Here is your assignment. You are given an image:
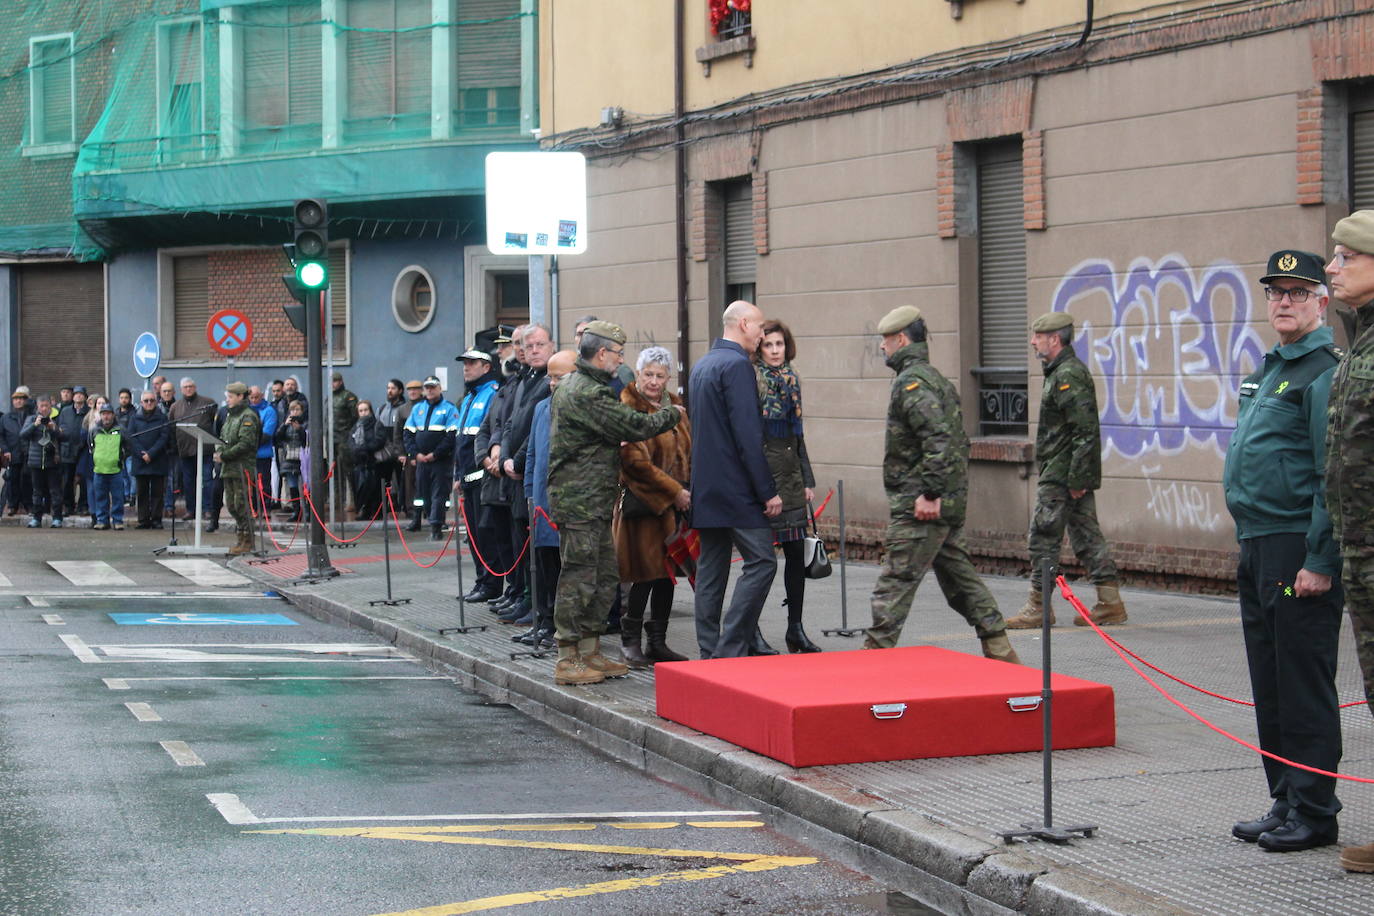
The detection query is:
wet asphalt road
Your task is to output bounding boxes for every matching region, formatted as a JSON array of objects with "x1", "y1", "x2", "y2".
[{"x1": 0, "y1": 531, "x2": 933, "y2": 916}]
